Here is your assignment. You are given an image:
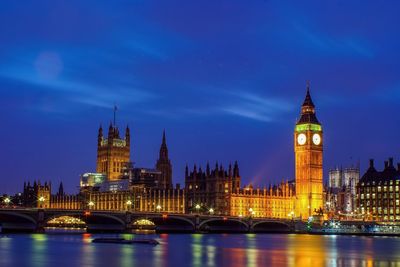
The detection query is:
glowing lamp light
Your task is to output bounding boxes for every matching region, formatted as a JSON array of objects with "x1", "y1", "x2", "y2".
[
  {"x1": 126, "y1": 200, "x2": 132, "y2": 206},
  {"x1": 249, "y1": 208, "x2": 253, "y2": 213},
  {"x1": 3, "y1": 197, "x2": 11, "y2": 204},
  {"x1": 156, "y1": 205, "x2": 162, "y2": 212},
  {"x1": 209, "y1": 208, "x2": 214, "y2": 214},
  {"x1": 195, "y1": 204, "x2": 201, "y2": 210},
  {"x1": 88, "y1": 201, "x2": 95, "y2": 207},
  {"x1": 39, "y1": 196, "x2": 45, "y2": 202}
]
